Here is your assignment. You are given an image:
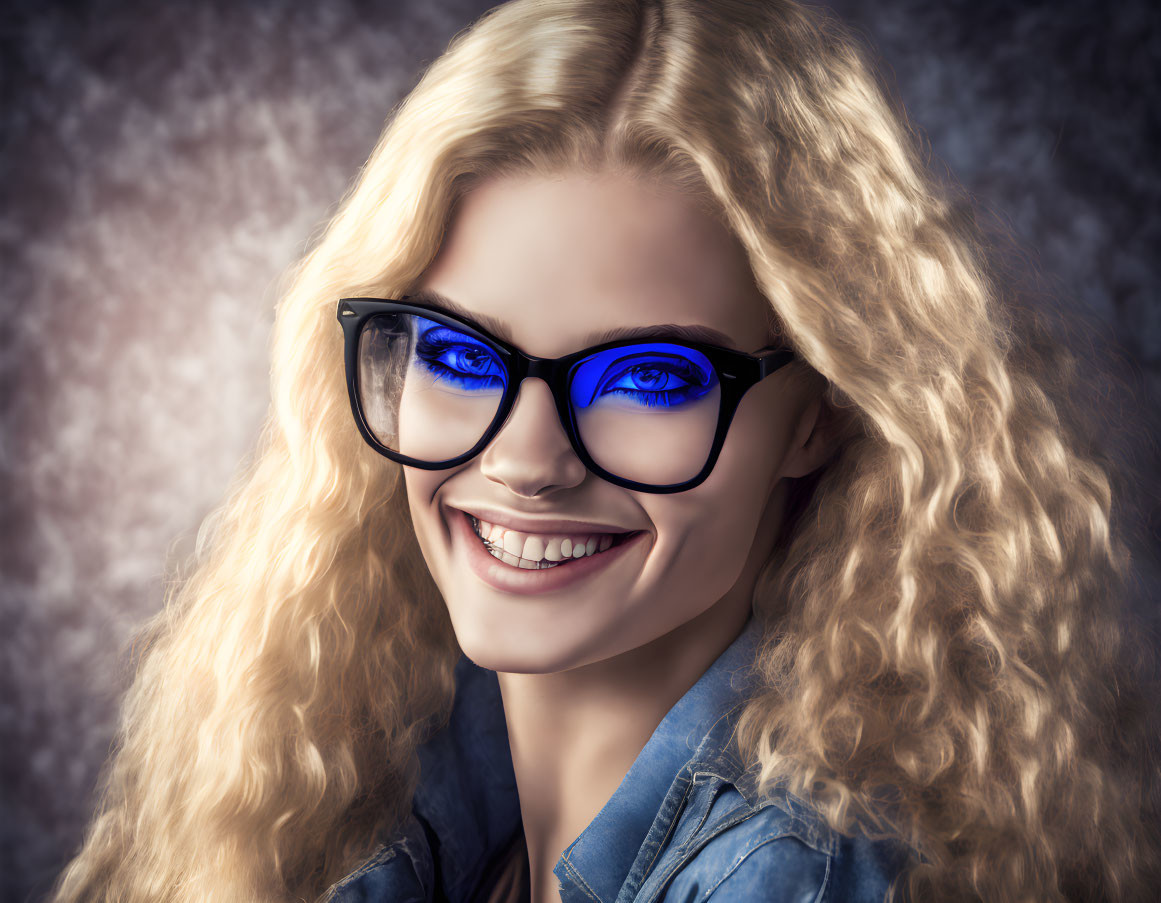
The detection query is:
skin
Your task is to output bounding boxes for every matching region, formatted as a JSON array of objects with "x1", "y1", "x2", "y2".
[{"x1": 403, "y1": 168, "x2": 836, "y2": 903}]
